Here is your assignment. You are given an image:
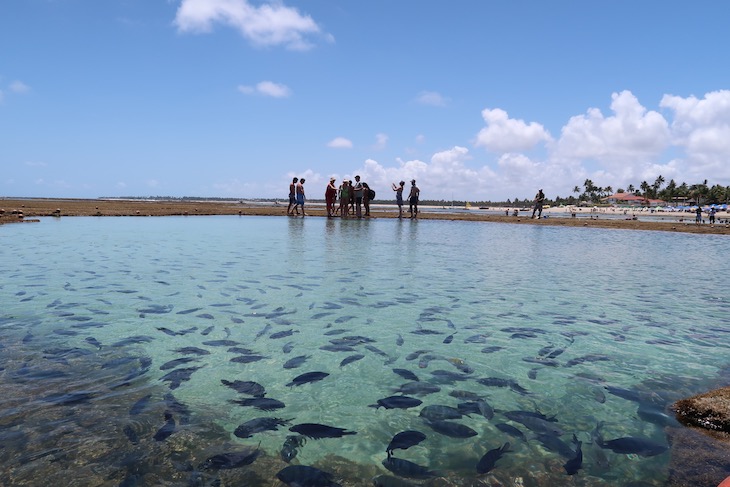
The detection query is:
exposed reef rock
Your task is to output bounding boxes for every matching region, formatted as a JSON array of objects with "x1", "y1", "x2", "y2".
[{"x1": 673, "y1": 386, "x2": 730, "y2": 440}]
